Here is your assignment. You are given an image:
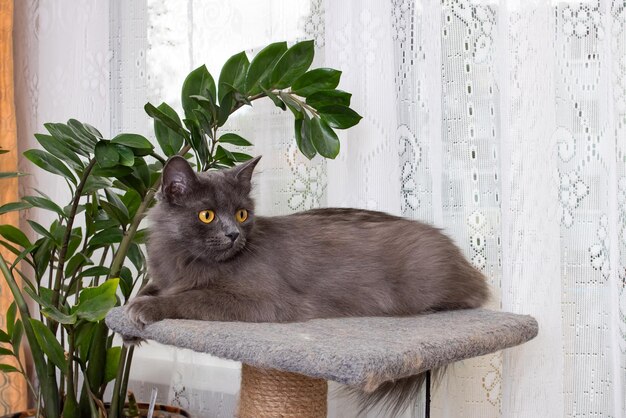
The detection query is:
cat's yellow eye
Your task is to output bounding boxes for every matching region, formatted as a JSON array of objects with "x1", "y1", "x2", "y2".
[
  {"x1": 236, "y1": 209, "x2": 248, "y2": 223},
  {"x1": 198, "y1": 210, "x2": 215, "y2": 224}
]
